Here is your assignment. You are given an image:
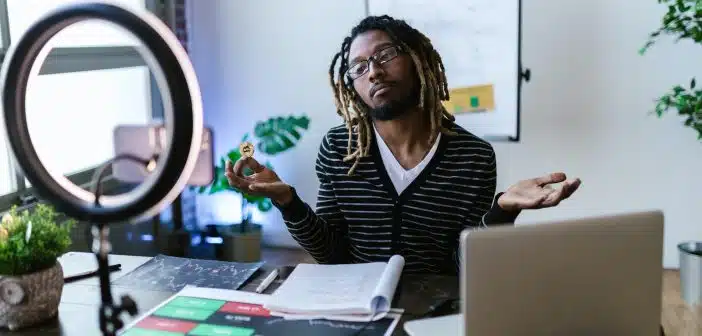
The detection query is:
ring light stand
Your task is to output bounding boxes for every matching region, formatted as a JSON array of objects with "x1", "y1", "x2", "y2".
[{"x1": 0, "y1": 3, "x2": 204, "y2": 335}]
